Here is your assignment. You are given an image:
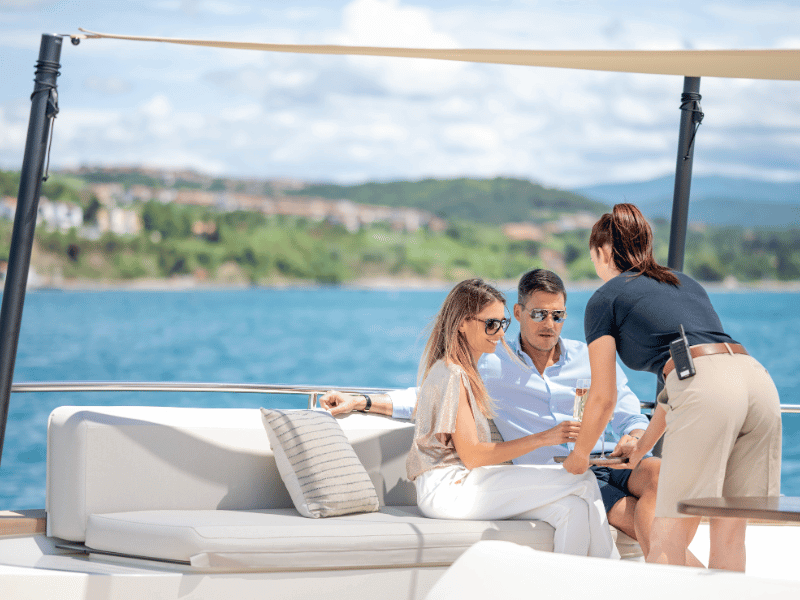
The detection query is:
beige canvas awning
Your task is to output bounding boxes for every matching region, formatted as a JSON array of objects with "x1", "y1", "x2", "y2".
[{"x1": 77, "y1": 29, "x2": 800, "y2": 81}]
